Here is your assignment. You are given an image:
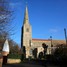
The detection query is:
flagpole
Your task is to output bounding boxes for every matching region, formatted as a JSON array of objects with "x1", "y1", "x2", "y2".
[{"x1": 64, "y1": 28, "x2": 67, "y2": 45}]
